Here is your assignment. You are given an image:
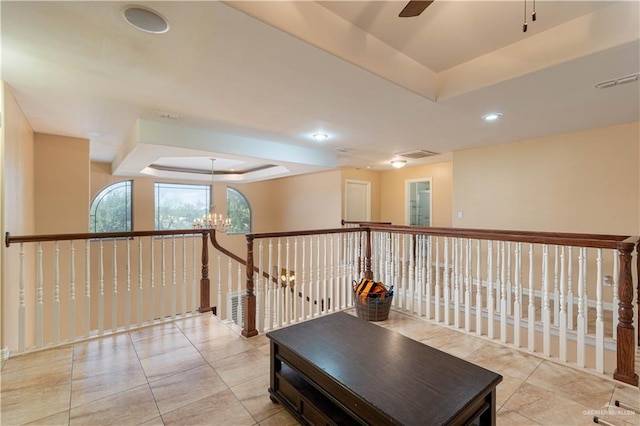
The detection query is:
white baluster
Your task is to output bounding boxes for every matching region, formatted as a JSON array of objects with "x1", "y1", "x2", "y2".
[
  {"x1": 513, "y1": 242, "x2": 522, "y2": 347},
  {"x1": 465, "y1": 239, "x2": 471, "y2": 332},
  {"x1": 84, "y1": 240, "x2": 91, "y2": 338},
  {"x1": 527, "y1": 244, "x2": 535, "y2": 352},
  {"x1": 417, "y1": 235, "x2": 423, "y2": 318},
  {"x1": 149, "y1": 237, "x2": 155, "y2": 323},
  {"x1": 507, "y1": 241, "x2": 512, "y2": 315},
  {"x1": 435, "y1": 237, "x2": 441, "y2": 322},
  {"x1": 567, "y1": 247, "x2": 574, "y2": 330},
  {"x1": 577, "y1": 247, "x2": 586, "y2": 367},
  {"x1": 308, "y1": 237, "x2": 314, "y2": 320},
  {"x1": 138, "y1": 238, "x2": 143, "y2": 325},
  {"x1": 559, "y1": 246, "x2": 567, "y2": 361},
  {"x1": 237, "y1": 263, "x2": 243, "y2": 327},
  {"x1": 475, "y1": 240, "x2": 482, "y2": 335},
  {"x1": 426, "y1": 236, "x2": 432, "y2": 320},
  {"x1": 267, "y1": 239, "x2": 274, "y2": 329},
  {"x1": 227, "y1": 257, "x2": 233, "y2": 323},
  {"x1": 316, "y1": 236, "x2": 321, "y2": 317},
  {"x1": 542, "y1": 244, "x2": 550, "y2": 356},
  {"x1": 582, "y1": 250, "x2": 589, "y2": 336},
  {"x1": 160, "y1": 236, "x2": 167, "y2": 322},
  {"x1": 284, "y1": 238, "x2": 290, "y2": 324},
  {"x1": 486, "y1": 241, "x2": 494, "y2": 339},
  {"x1": 500, "y1": 241, "x2": 507, "y2": 343},
  {"x1": 328, "y1": 236, "x2": 334, "y2": 314},
  {"x1": 409, "y1": 235, "x2": 415, "y2": 314},
  {"x1": 453, "y1": 238, "x2": 460, "y2": 328},
  {"x1": 322, "y1": 236, "x2": 328, "y2": 315},
  {"x1": 19, "y1": 243, "x2": 26, "y2": 352},
  {"x1": 125, "y1": 238, "x2": 131, "y2": 328},
  {"x1": 54, "y1": 241, "x2": 60, "y2": 344},
  {"x1": 399, "y1": 235, "x2": 405, "y2": 311},
  {"x1": 553, "y1": 245, "x2": 559, "y2": 327},
  {"x1": 194, "y1": 236, "x2": 199, "y2": 313},
  {"x1": 36, "y1": 242, "x2": 44, "y2": 347},
  {"x1": 181, "y1": 235, "x2": 187, "y2": 317},
  {"x1": 495, "y1": 241, "x2": 501, "y2": 315},
  {"x1": 444, "y1": 237, "x2": 450, "y2": 325},
  {"x1": 612, "y1": 251, "x2": 619, "y2": 338},
  {"x1": 99, "y1": 240, "x2": 104, "y2": 334},
  {"x1": 595, "y1": 248, "x2": 604, "y2": 373},
  {"x1": 257, "y1": 241, "x2": 264, "y2": 332},
  {"x1": 301, "y1": 237, "x2": 307, "y2": 320},
  {"x1": 170, "y1": 235, "x2": 176, "y2": 320},
  {"x1": 69, "y1": 241, "x2": 76, "y2": 342},
  {"x1": 112, "y1": 238, "x2": 118, "y2": 332},
  {"x1": 216, "y1": 252, "x2": 221, "y2": 317}
]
